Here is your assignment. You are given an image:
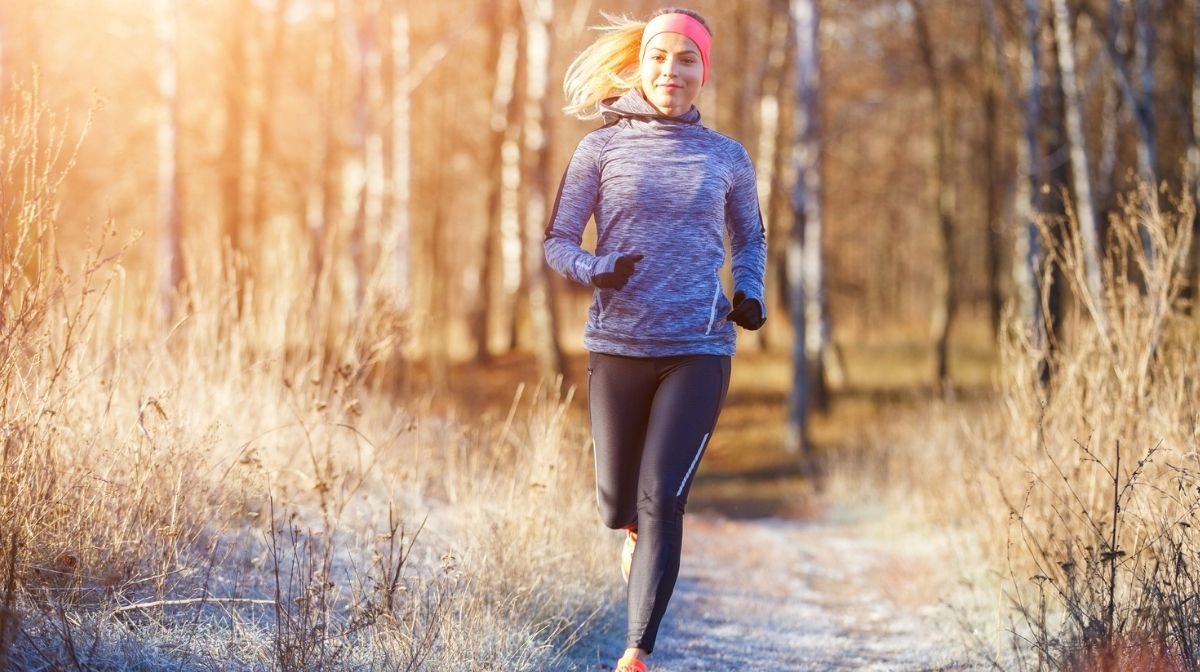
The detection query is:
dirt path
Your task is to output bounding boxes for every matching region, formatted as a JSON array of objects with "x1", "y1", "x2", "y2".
[{"x1": 562, "y1": 510, "x2": 984, "y2": 671}]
